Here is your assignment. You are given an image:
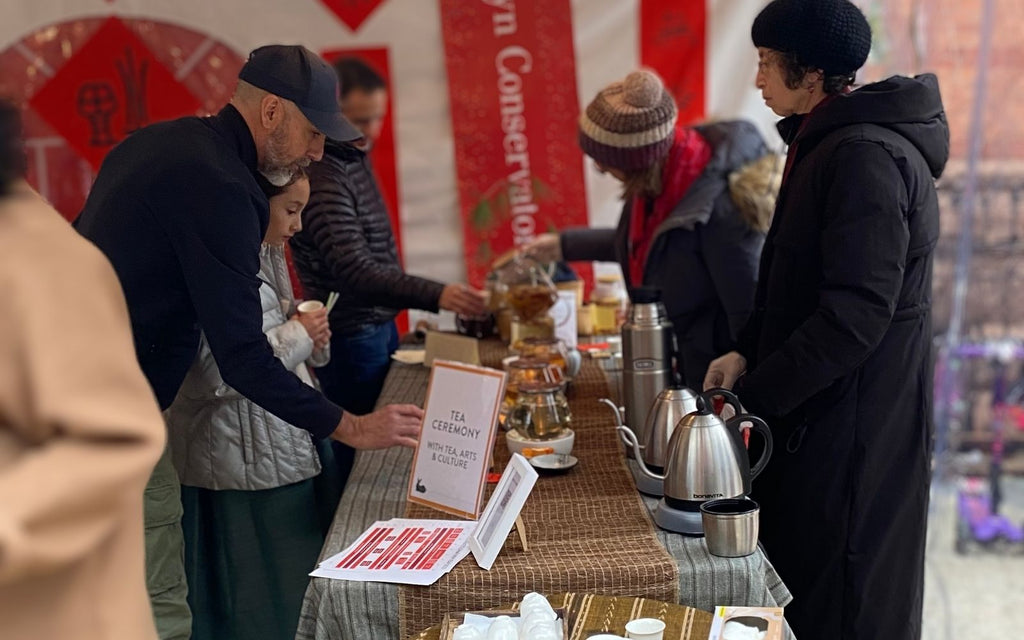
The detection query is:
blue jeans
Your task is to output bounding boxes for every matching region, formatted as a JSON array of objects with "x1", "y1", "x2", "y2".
[{"x1": 314, "y1": 321, "x2": 399, "y2": 489}]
